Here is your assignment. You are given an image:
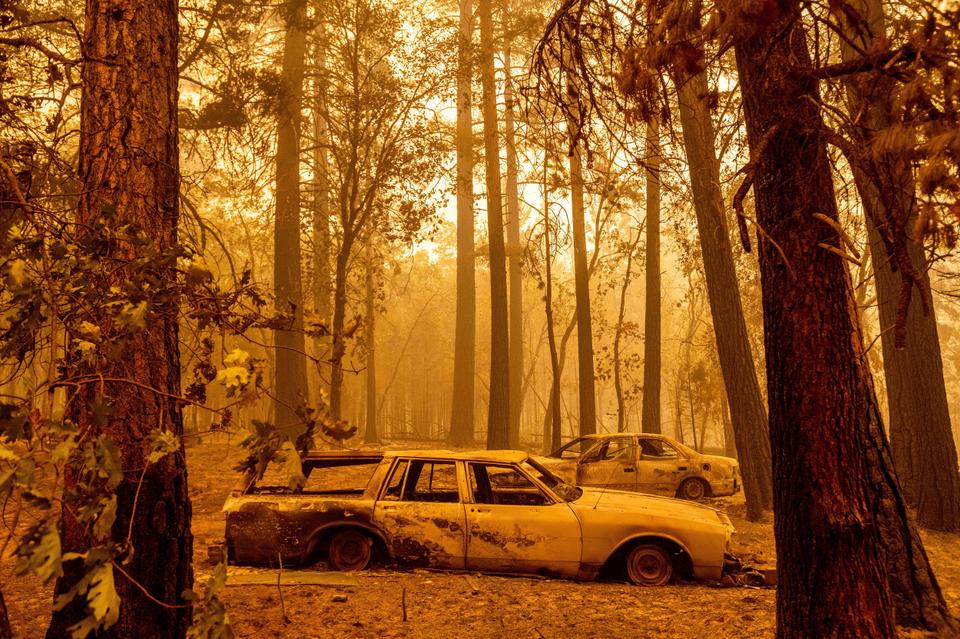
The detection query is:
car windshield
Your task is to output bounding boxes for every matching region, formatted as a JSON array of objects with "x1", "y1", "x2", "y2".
[
  {"x1": 549, "y1": 436, "x2": 591, "y2": 459},
  {"x1": 523, "y1": 458, "x2": 583, "y2": 502}
]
